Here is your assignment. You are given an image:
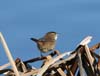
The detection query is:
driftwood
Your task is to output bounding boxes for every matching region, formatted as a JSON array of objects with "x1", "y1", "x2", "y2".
[{"x1": 0, "y1": 35, "x2": 100, "y2": 76}]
